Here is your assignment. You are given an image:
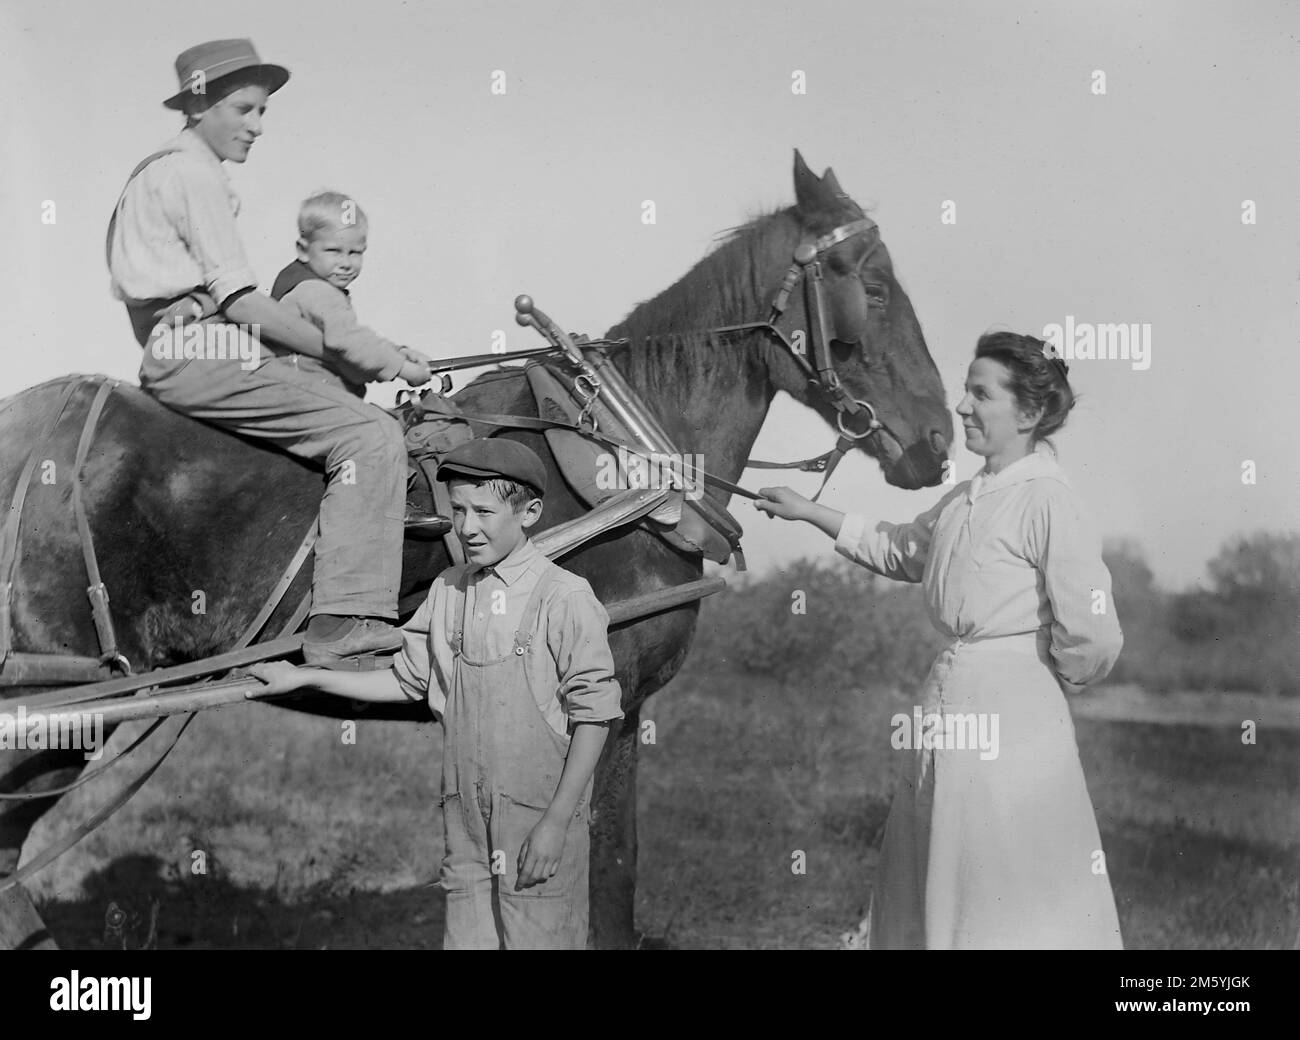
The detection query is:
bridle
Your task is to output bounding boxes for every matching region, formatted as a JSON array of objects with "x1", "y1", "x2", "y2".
[
  {"x1": 427, "y1": 215, "x2": 900, "y2": 504},
  {"x1": 714, "y1": 216, "x2": 883, "y2": 433},
  {"x1": 704, "y1": 215, "x2": 900, "y2": 499}
]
